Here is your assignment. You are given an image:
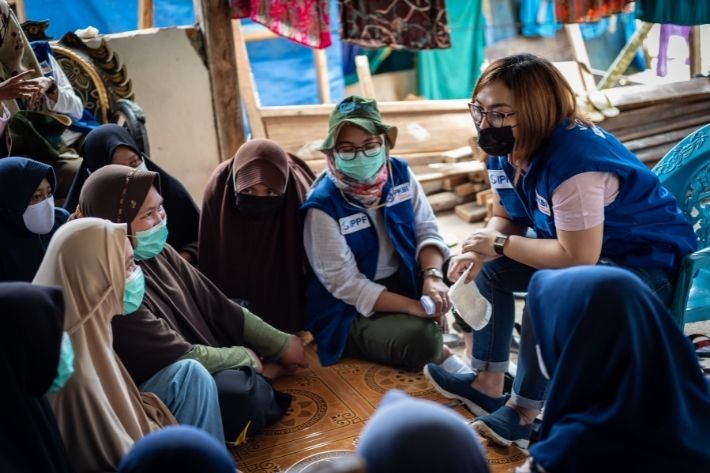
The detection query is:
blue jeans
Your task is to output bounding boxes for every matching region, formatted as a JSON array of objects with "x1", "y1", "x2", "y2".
[
  {"x1": 472, "y1": 256, "x2": 675, "y2": 410},
  {"x1": 140, "y1": 359, "x2": 225, "y2": 443}
]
